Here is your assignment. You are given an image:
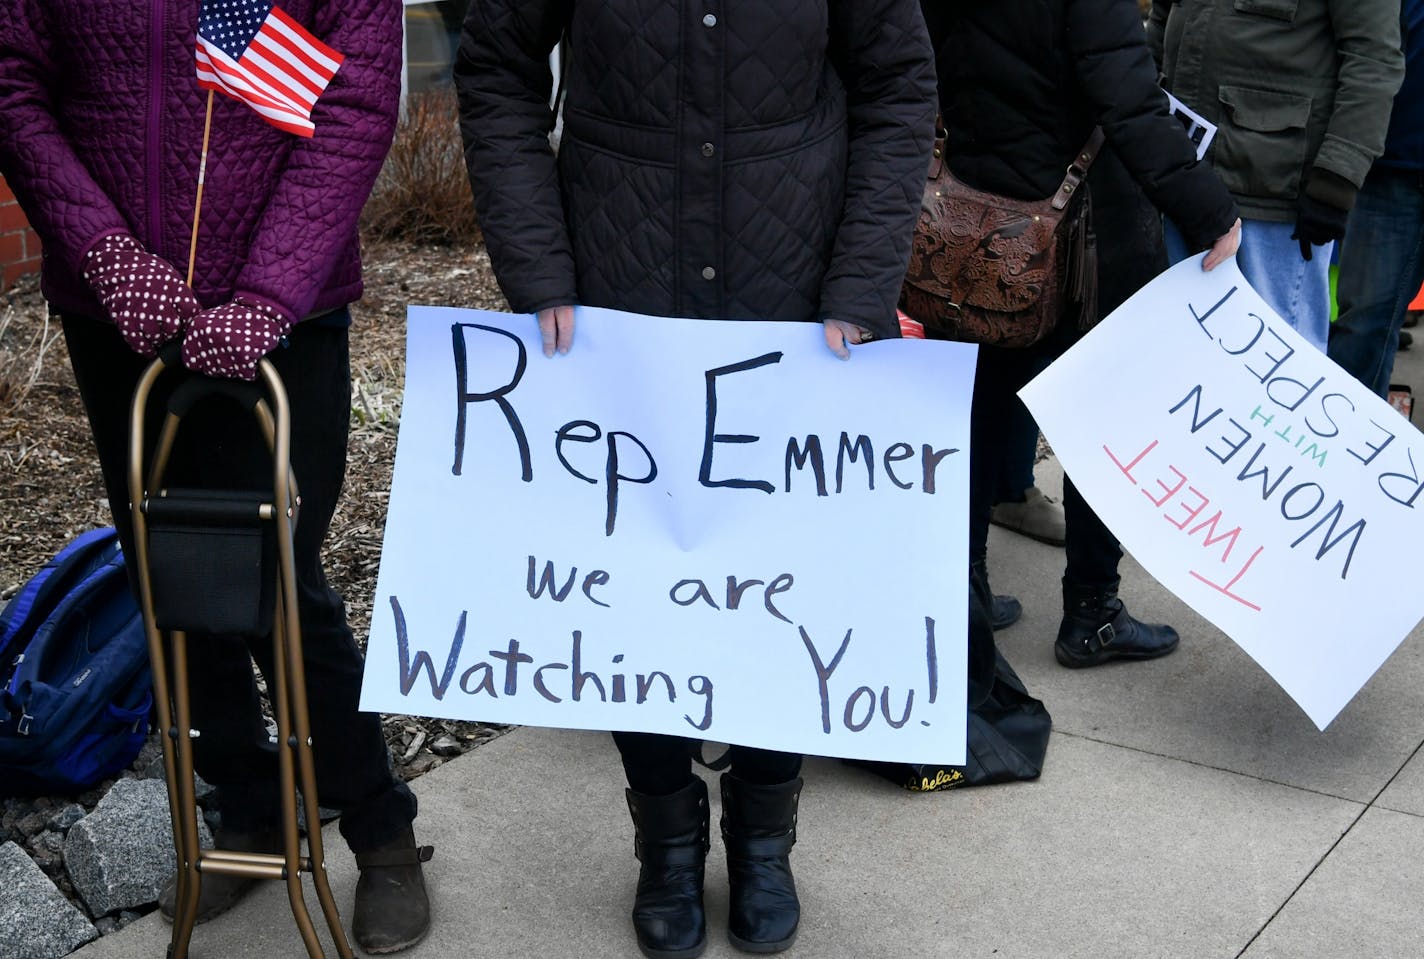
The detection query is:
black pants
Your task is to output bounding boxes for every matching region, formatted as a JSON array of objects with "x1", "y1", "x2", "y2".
[
  {"x1": 969, "y1": 327, "x2": 1122, "y2": 592},
  {"x1": 969, "y1": 145, "x2": 1173, "y2": 595},
  {"x1": 62, "y1": 314, "x2": 415, "y2": 853},
  {"x1": 612, "y1": 732, "x2": 802, "y2": 796}
]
